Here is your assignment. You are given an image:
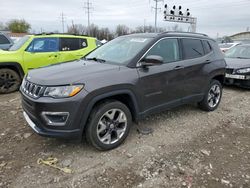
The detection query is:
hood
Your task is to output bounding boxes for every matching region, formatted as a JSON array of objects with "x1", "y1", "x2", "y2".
[
  {"x1": 27, "y1": 60, "x2": 120, "y2": 86},
  {"x1": 225, "y1": 57, "x2": 250, "y2": 69}
]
